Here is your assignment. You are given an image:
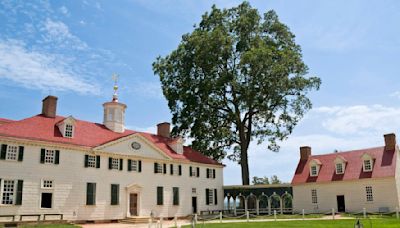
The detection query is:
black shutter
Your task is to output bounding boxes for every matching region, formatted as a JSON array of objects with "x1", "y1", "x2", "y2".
[
  {"x1": 214, "y1": 189, "x2": 218, "y2": 205},
  {"x1": 86, "y1": 183, "x2": 96, "y2": 205},
  {"x1": 40, "y1": 148, "x2": 45, "y2": 163},
  {"x1": 15, "y1": 180, "x2": 23, "y2": 205},
  {"x1": 205, "y1": 189, "x2": 210, "y2": 205},
  {"x1": 173, "y1": 187, "x2": 179, "y2": 205},
  {"x1": 119, "y1": 159, "x2": 123, "y2": 170},
  {"x1": 170, "y1": 164, "x2": 174, "y2": 175},
  {"x1": 111, "y1": 184, "x2": 119, "y2": 205},
  {"x1": 0, "y1": 144, "x2": 7, "y2": 160},
  {"x1": 178, "y1": 165, "x2": 182, "y2": 176},
  {"x1": 55, "y1": 150, "x2": 60, "y2": 164},
  {"x1": 157, "y1": 186, "x2": 163, "y2": 205},
  {"x1": 196, "y1": 167, "x2": 200, "y2": 177},
  {"x1": 206, "y1": 168, "x2": 209, "y2": 178},
  {"x1": 96, "y1": 155, "x2": 100, "y2": 168},
  {"x1": 18, "y1": 146, "x2": 24, "y2": 162},
  {"x1": 109, "y1": 158, "x2": 112, "y2": 169},
  {"x1": 84, "y1": 155, "x2": 89, "y2": 167},
  {"x1": 189, "y1": 166, "x2": 192, "y2": 176},
  {"x1": 213, "y1": 169, "x2": 216, "y2": 179},
  {"x1": 138, "y1": 160, "x2": 142, "y2": 172},
  {"x1": 128, "y1": 159, "x2": 132, "y2": 171},
  {"x1": 154, "y1": 163, "x2": 158, "y2": 173},
  {"x1": 163, "y1": 163, "x2": 167, "y2": 174}
]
